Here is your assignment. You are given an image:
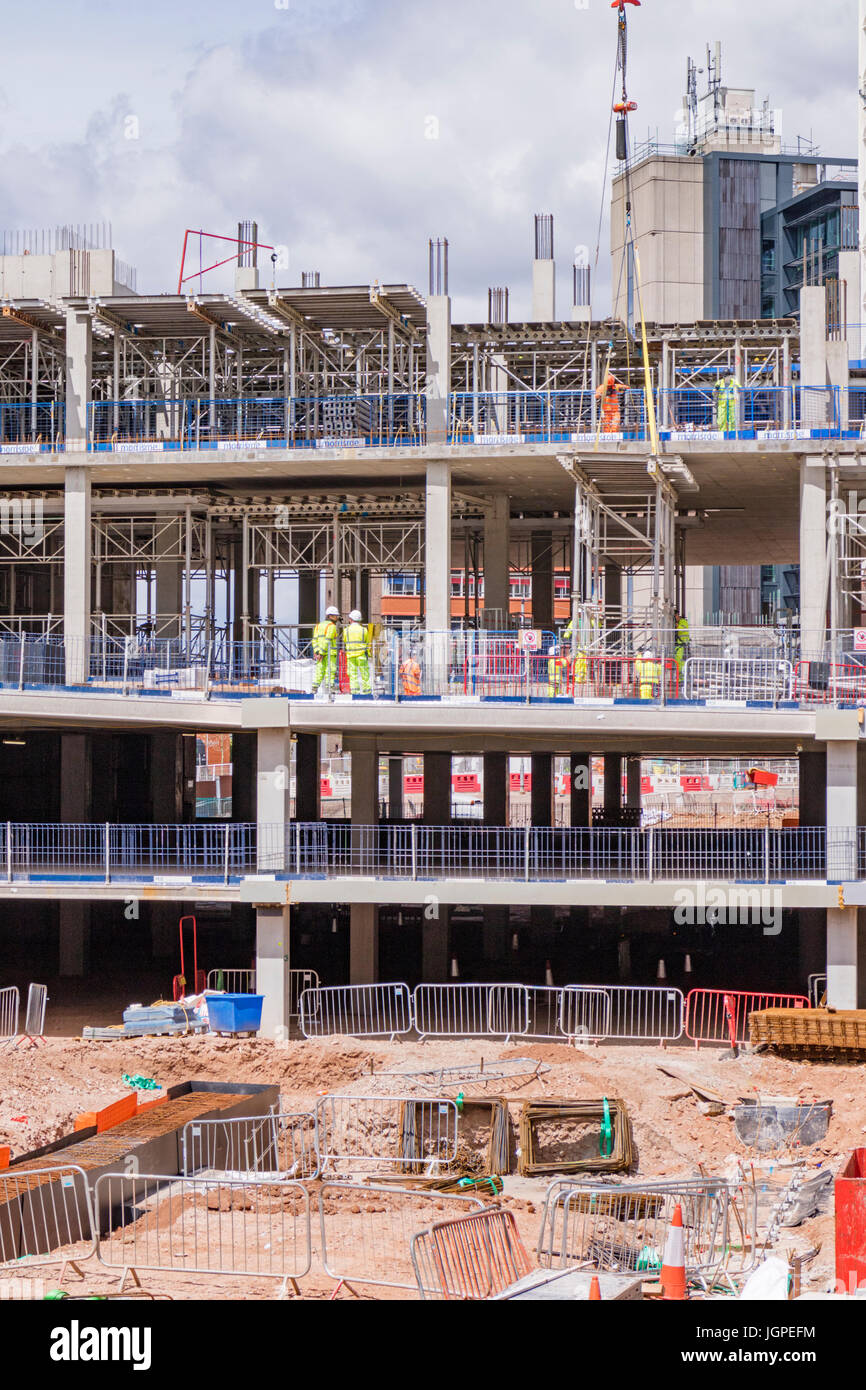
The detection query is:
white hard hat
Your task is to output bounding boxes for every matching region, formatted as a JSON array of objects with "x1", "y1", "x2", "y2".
[
  {"x1": 548, "y1": 646, "x2": 557, "y2": 656},
  {"x1": 643, "y1": 649, "x2": 653, "y2": 658},
  {"x1": 325, "y1": 606, "x2": 339, "y2": 618},
  {"x1": 350, "y1": 610, "x2": 363, "y2": 623}
]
